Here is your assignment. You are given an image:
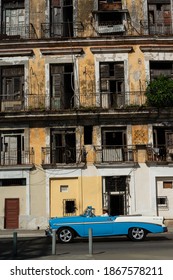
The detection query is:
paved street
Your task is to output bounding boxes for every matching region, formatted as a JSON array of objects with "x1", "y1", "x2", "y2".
[{"x1": 0, "y1": 230, "x2": 173, "y2": 260}]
